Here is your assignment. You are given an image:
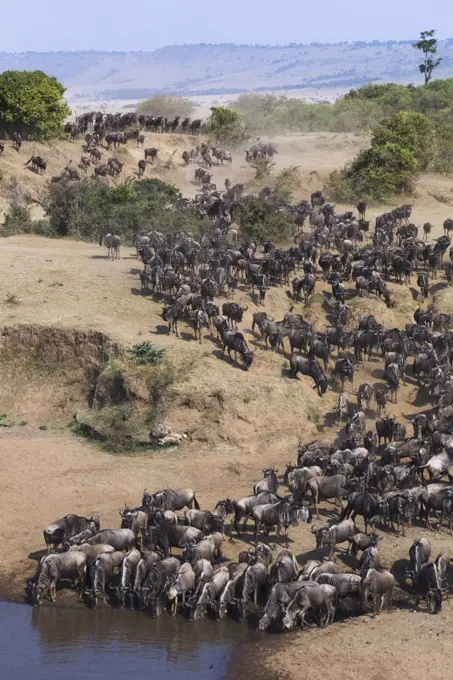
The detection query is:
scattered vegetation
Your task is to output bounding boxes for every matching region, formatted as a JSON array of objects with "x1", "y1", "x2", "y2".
[
  {"x1": 136, "y1": 95, "x2": 194, "y2": 118},
  {"x1": 0, "y1": 70, "x2": 70, "y2": 140}
]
